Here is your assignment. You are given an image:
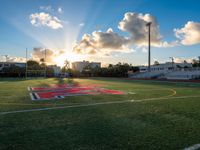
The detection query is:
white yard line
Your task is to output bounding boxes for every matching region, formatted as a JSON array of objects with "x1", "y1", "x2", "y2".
[
  {"x1": 27, "y1": 86, "x2": 31, "y2": 91},
  {"x1": 1, "y1": 95, "x2": 200, "y2": 115},
  {"x1": 29, "y1": 93, "x2": 35, "y2": 100}
]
